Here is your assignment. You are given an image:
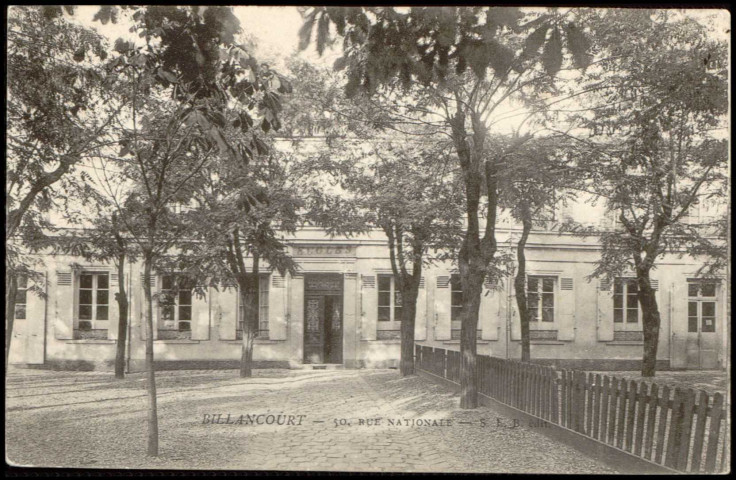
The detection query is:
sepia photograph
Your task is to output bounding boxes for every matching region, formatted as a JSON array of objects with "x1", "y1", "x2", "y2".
[{"x1": 5, "y1": 5, "x2": 730, "y2": 474}]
